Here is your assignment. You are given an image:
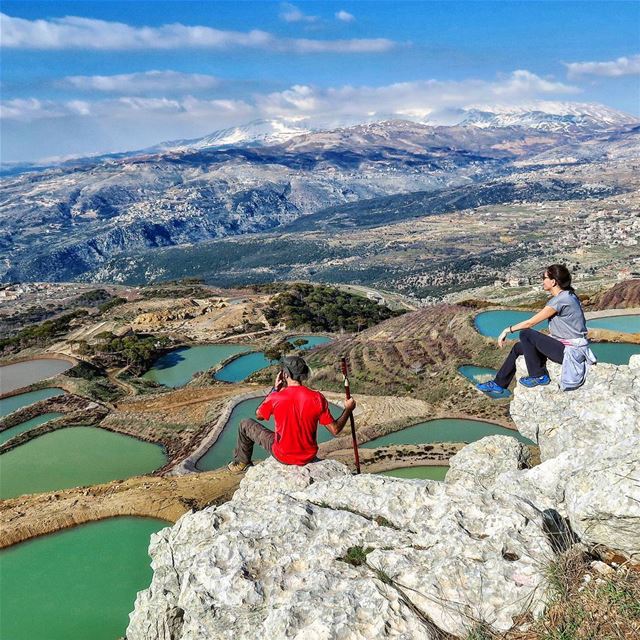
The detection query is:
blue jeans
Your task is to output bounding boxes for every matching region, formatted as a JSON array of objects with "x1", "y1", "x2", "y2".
[{"x1": 495, "y1": 328, "x2": 565, "y2": 388}]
